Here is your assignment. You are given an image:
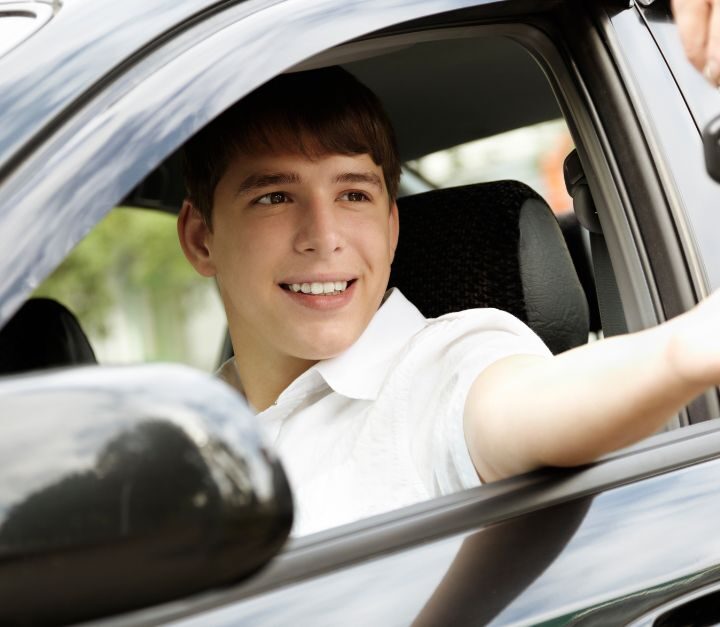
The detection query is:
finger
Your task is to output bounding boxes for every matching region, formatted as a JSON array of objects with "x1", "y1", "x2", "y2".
[
  {"x1": 673, "y1": 0, "x2": 712, "y2": 71},
  {"x1": 705, "y1": 0, "x2": 720, "y2": 84}
]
